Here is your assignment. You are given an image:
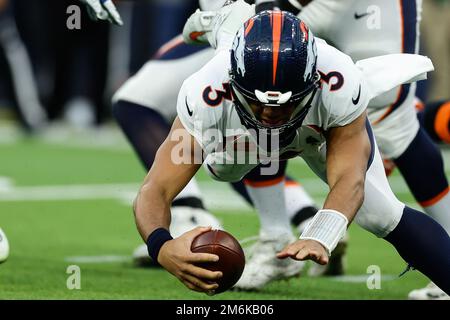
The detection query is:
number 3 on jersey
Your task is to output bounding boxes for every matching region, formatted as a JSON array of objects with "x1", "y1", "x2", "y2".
[
  {"x1": 202, "y1": 83, "x2": 233, "y2": 107},
  {"x1": 318, "y1": 71, "x2": 344, "y2": 91}
]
